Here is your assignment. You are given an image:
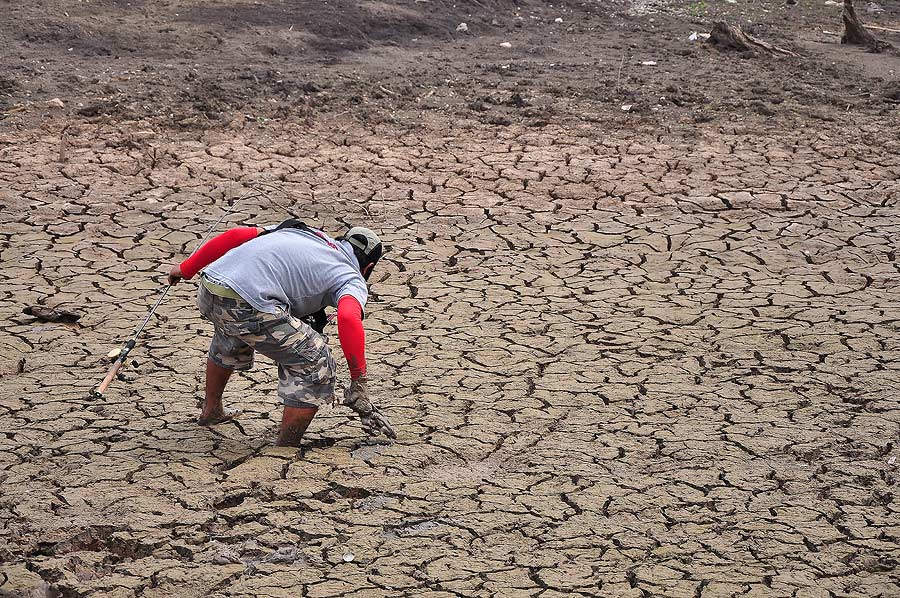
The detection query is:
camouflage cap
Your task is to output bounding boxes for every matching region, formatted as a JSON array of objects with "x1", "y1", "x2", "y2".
[
  {"x1": 345, "y1": 227, "x2": 382, "y2": 257},
  {"x1": 345, "y1": 226, "x2": 383, "y2": 278}
]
